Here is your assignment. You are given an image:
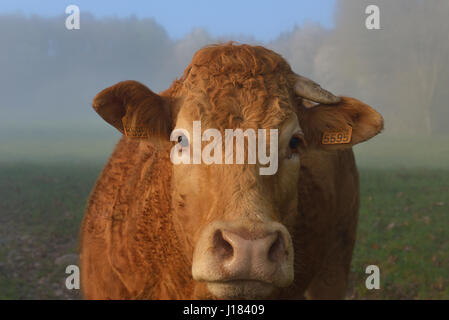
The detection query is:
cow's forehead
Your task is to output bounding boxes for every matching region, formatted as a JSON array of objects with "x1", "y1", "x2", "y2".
[
  {"x1": 179, "y1": 86, "x2": 295, "y2": 131},
  {"x1": 174, "y1": 44, "x2": 298, "y2": 130}
]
